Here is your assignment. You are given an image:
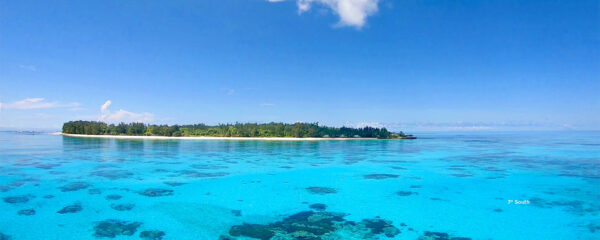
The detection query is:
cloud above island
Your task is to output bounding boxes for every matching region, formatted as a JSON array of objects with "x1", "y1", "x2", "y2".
[
  {"x1": 346, "y1": 121, "x2": 385, "y2": 128},
  {"x1": 0, "y1": 98, "x2": 80, "y2": 110},
  {"x1": 98, "y1": 100, "x2": 153, "y2": 123},
  {"x1": 101, "y1": 100, "x2": 112, "y2": 112},
  {"x1": 268, "y1": 0, "x2": 379, "y2": 28}
]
